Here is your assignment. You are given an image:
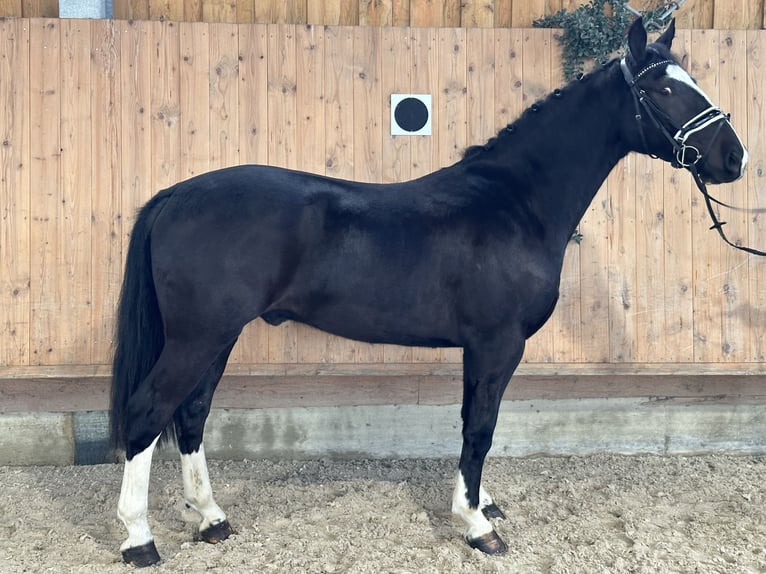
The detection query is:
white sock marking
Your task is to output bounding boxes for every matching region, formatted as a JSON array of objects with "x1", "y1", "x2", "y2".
[
  {"x1": 117, "y1": 435, "x2": 159, "y2": 552},
  {"x1": 180, "y1": 443, "x2": 227, "y2": 532},
  {"x1": 451, "y1": 471, "x2": 494, "y2": 540}
]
